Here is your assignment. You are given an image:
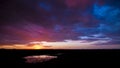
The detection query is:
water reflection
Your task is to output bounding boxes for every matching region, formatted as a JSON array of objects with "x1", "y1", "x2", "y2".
[{"x1": 24, "y1": 55, "x2": 57, "y2": 63}]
